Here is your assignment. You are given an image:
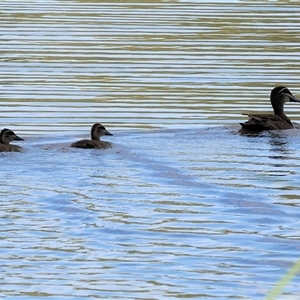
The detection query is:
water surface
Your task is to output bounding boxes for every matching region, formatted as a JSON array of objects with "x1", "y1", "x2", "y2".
[{"x1": 1, "y1": 0, "x2": 300, "y2": 299}]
